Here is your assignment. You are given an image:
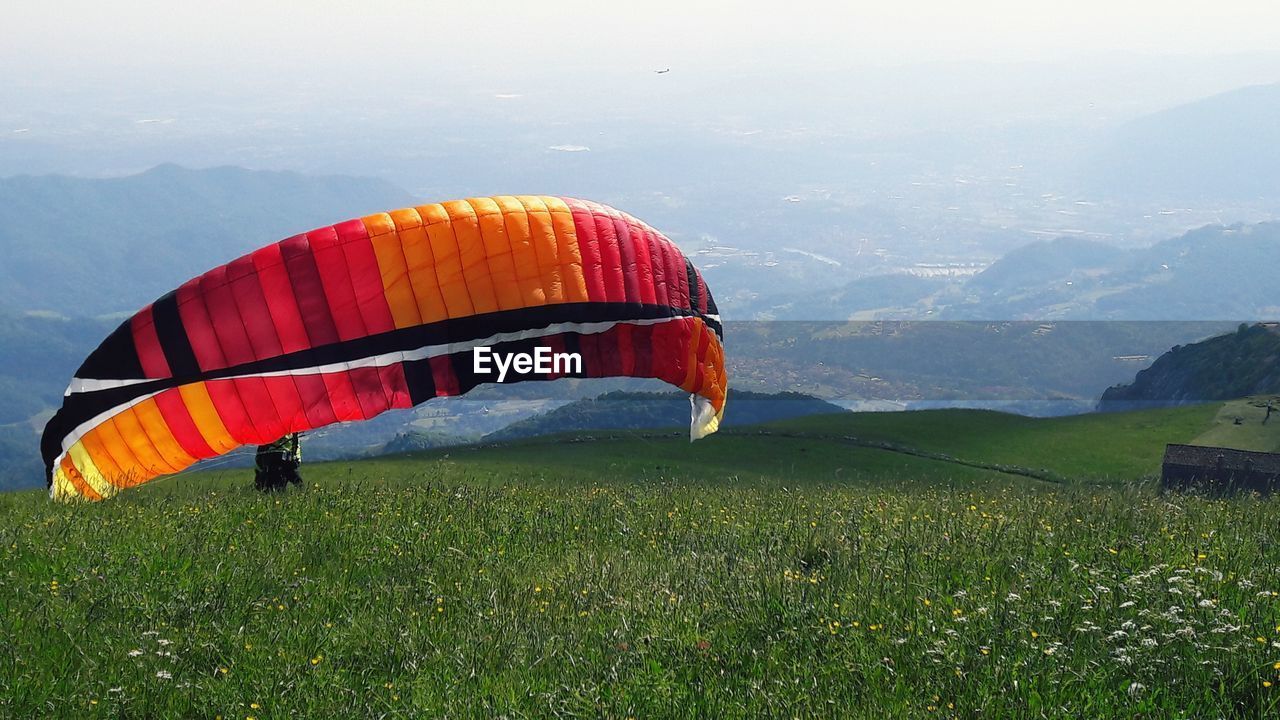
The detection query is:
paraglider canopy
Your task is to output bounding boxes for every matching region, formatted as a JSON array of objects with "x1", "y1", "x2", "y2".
[{"x1": 42, "y1": 196, "x2": 726, "y2": 500}]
